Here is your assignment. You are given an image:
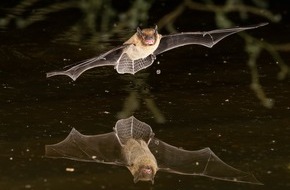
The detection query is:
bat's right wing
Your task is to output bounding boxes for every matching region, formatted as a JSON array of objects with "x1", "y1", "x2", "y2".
[
  {"x1": 46, "y1": 45, "x2": 129, "y2": 81},
  {"x1": 154, "y1": 23, "x2": 268, "y2": 55},
  {"x1": 149, "y1": 138, "x2": 262, "y2": 184},
  {"x1": 45, "y1": 128, "x2": 125, "y2": 166}
]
